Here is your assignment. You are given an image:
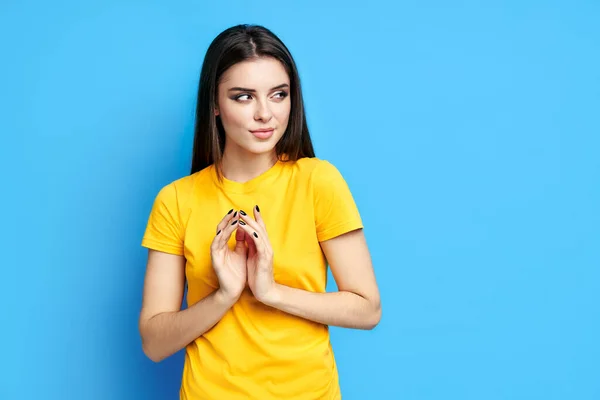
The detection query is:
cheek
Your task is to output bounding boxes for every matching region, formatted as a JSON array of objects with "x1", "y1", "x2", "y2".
[
  {"x1": 274, "y1": 101, "x2": 291, "y2": 123},
  {"x1": 220, "y1": 106, "x2": 250, "y2": 130}
]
